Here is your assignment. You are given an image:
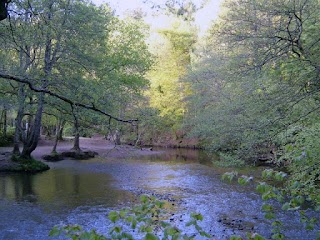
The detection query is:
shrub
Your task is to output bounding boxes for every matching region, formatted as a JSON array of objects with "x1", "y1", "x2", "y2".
[{"x1": 50, "y1": 195, "x2": 211, "y2": 240}]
